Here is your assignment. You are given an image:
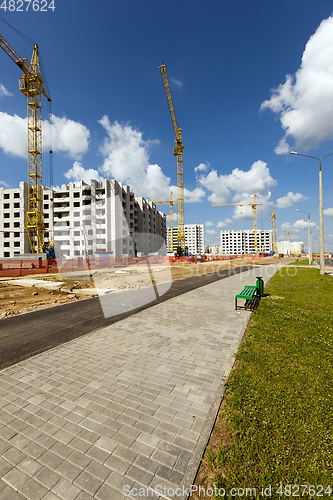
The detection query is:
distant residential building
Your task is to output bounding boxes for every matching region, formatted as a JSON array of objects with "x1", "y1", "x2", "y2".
[
  {"x1": 277, "y1": 240, "x2": 304, "y2": 255},
  {"x1": 0, "y1": 179, "x2": 166, "y2": 258},
  {"x1": 220, "y1": 229, "x2": 273, "y2": 255},
  {"x1": 166, "y1": 224, "x2": 204, "y2": 255}
]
